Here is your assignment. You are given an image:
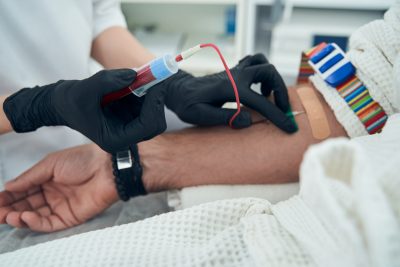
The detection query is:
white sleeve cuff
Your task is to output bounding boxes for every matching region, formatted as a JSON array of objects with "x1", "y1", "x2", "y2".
[
  {"x1": 92, "y1": 0, "x2": 127, "y2": 39},
  {"x1": 309, "y1": 75, "x2": 368, "y2": 138}
]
